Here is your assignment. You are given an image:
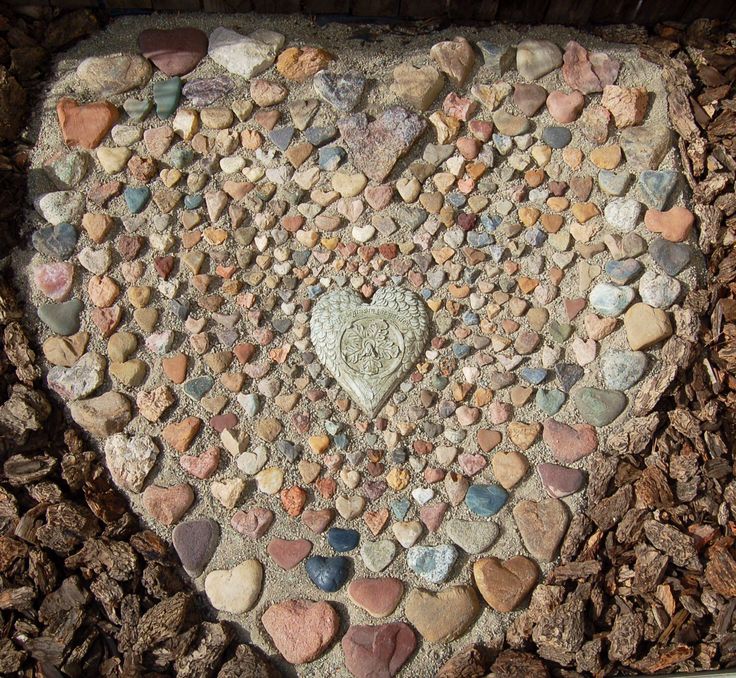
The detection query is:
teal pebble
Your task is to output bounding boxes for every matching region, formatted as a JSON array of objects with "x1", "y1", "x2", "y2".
[
  {"x1": 183, "y1": 375, "x2": 214, "y2": 401},
  {"x1": 124, "y1": 186, "x2": 150, "y2": 214},
  {"x1": 154, "y1": 77, "x2": 182, "y2": 119},
  {"x1": 536, "y1": 388, "x2": 566, "y2": 415},
  {"x1": 184, "y1": 194, "x2": 203, "y2": 209},
  {"x1": 465, "y1": 484, "x2": 508, "y2": 517}
]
